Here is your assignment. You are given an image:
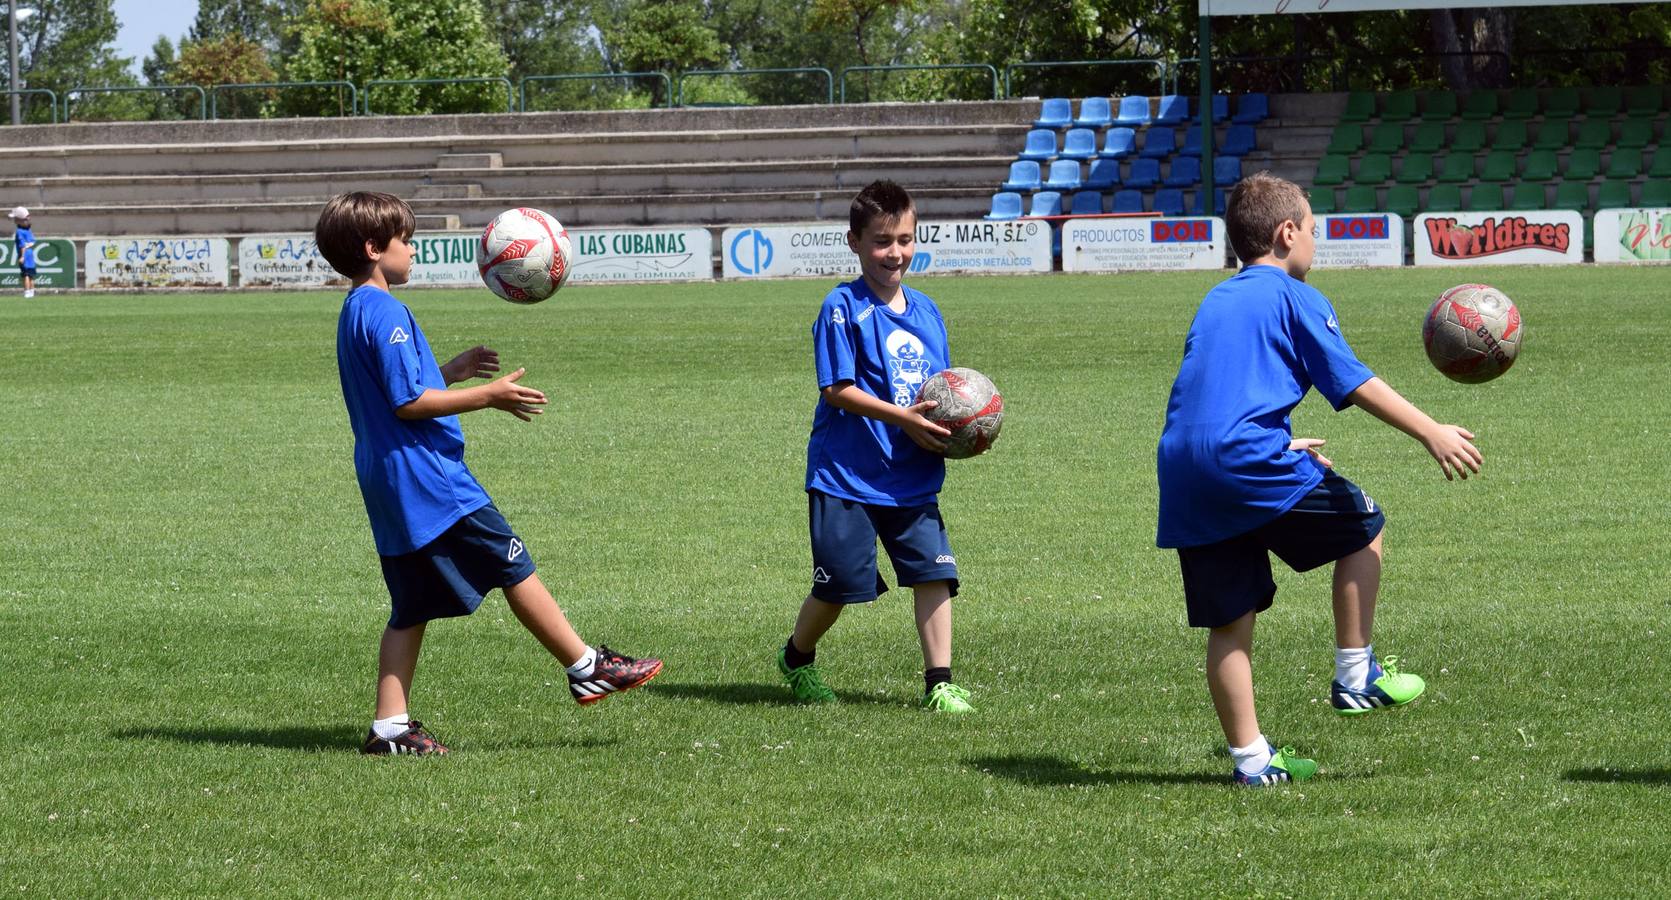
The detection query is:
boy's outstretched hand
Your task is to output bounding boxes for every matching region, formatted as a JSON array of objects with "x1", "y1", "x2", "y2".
[
  {"x1": 441, "y1": 345, "x2": 501, "y2": 384},
  {"x1": 1289, "y1": 437, "x2": 1333, "y2": 468},
  {"x1": 1422, "y1": 424, "x2": 1482, "y2": 481},
  {"x1": 901, "y1": 399, "x2": 952, "y2": 453},
  {"x1": 485, "y1": 368, "x2": 547, "y2": 421}
]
